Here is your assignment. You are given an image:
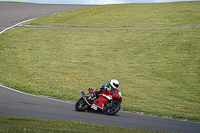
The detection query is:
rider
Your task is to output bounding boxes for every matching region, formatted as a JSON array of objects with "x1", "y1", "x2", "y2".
[{"x1": 89, "y1": 79, "x2": 119, "y2": 100}]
